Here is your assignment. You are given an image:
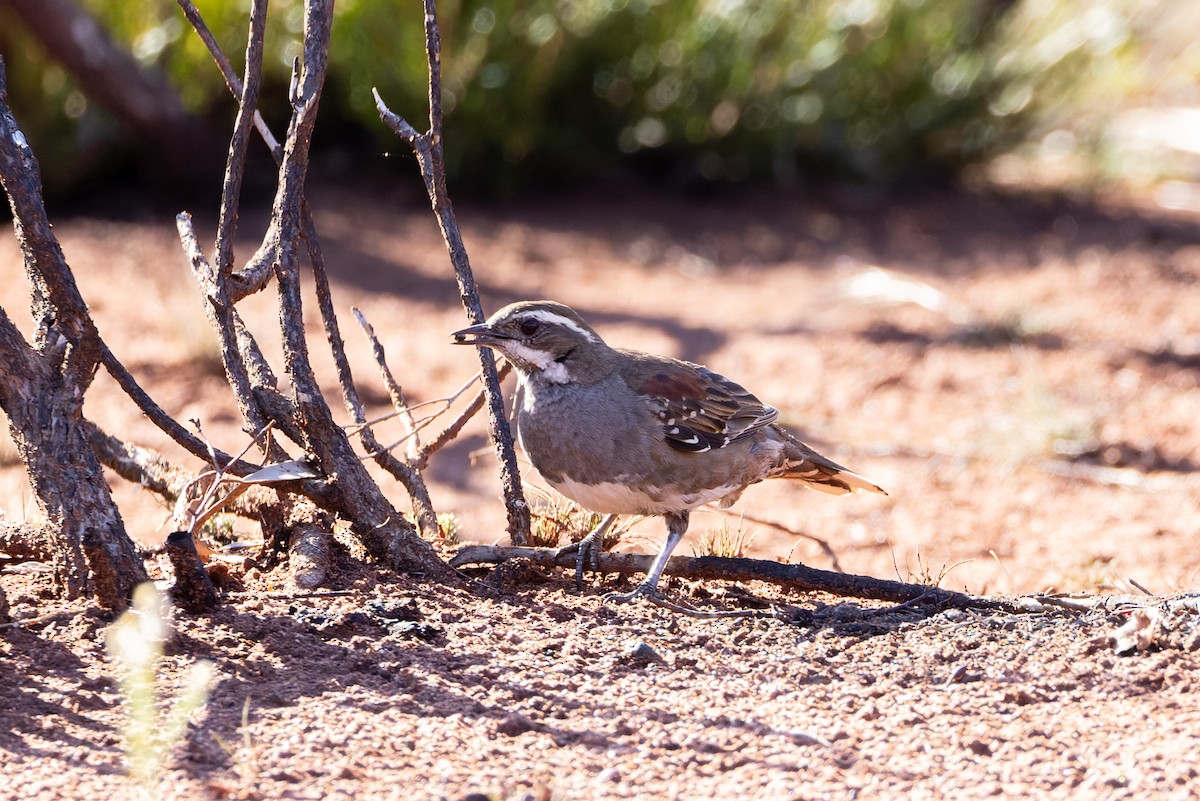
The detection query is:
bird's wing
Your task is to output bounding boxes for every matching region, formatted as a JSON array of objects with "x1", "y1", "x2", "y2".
[{"x1": 633, "y1": 359, "x2": 779, "y2": 453}]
